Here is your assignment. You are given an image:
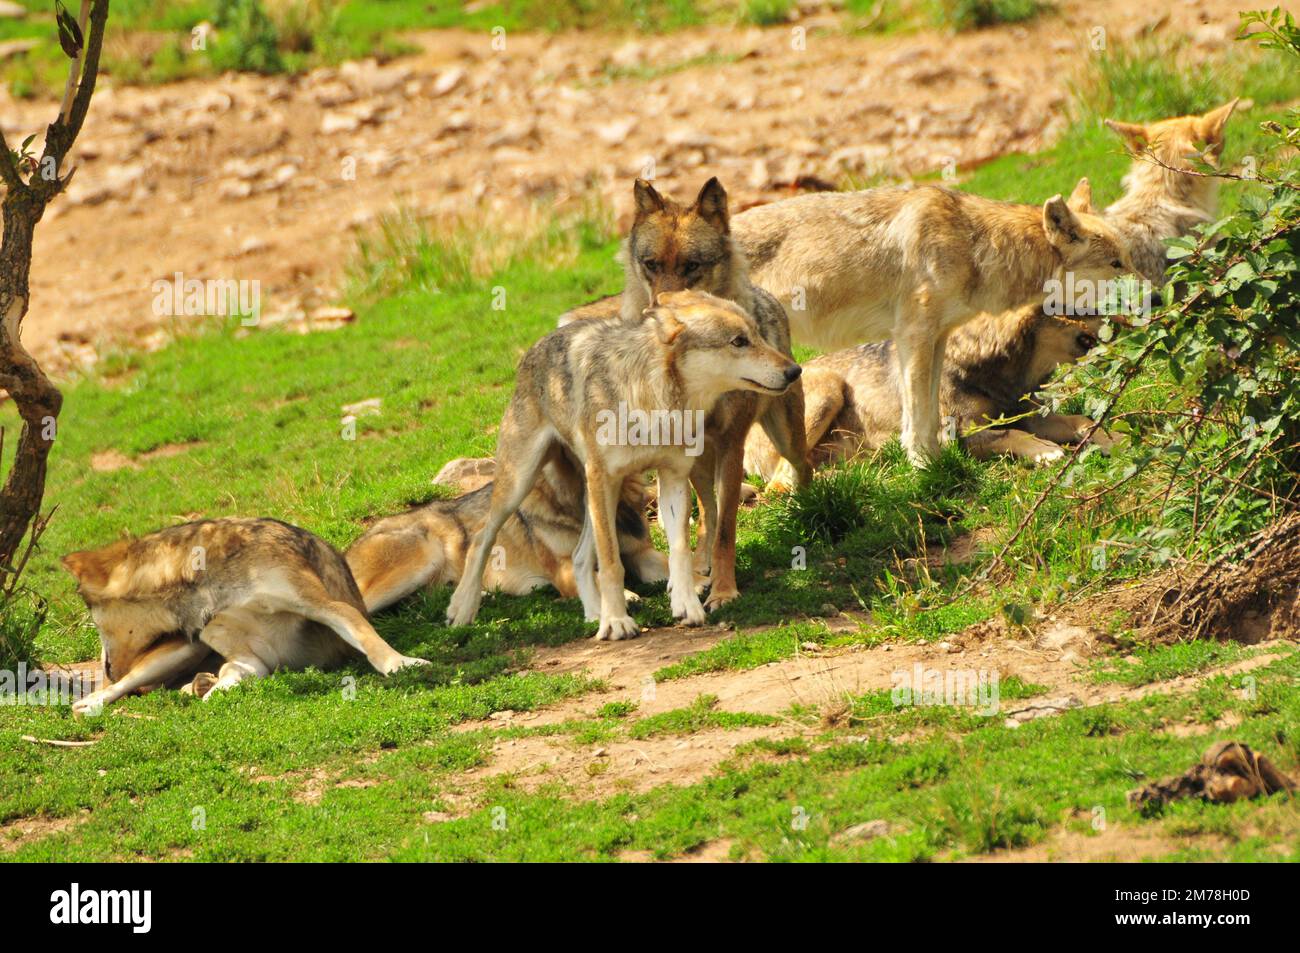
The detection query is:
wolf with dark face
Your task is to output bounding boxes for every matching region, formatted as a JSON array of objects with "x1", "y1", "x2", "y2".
[
  {"x1": 448, "y1": 290, "x2": 801, "y2": 641},
  {"x1": 560, "y1": 177, "x2": 810, "y2": 609}
]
